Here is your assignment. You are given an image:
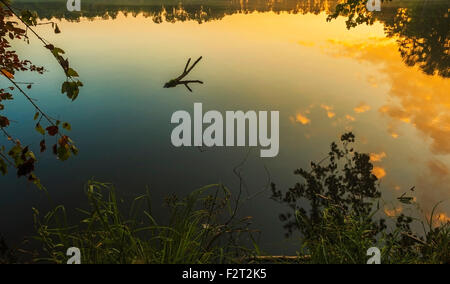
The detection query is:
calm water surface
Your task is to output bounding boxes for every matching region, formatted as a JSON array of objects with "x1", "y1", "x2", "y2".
[{"x1": 1, "y1": 0, "x2": 449, "y2": 253}]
